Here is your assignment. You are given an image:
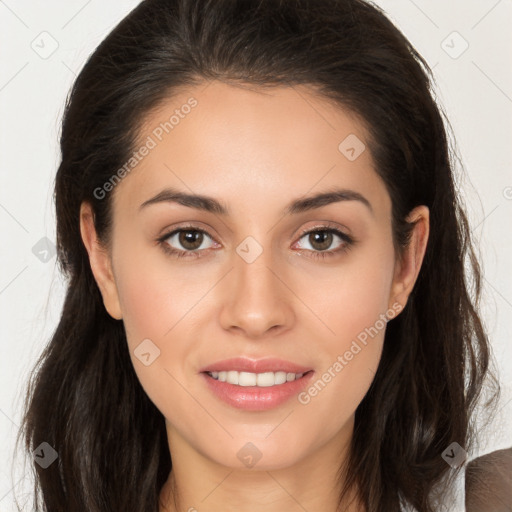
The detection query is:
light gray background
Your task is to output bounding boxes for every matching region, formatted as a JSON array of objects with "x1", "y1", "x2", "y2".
[{"x1": 1, "y1": 1, "x2": 511, "y2": 509}]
